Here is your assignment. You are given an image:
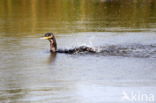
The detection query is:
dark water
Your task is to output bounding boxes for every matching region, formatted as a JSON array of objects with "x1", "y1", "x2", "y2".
[{"x1": 0, "y1": 0, "x2": 156, "y2": 103}]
